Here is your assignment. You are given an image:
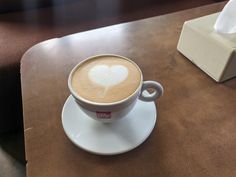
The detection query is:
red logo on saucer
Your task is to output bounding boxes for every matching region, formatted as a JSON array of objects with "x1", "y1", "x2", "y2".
[{"x1": 96, "y1": 112, "x2": 111, "y2": 119}]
